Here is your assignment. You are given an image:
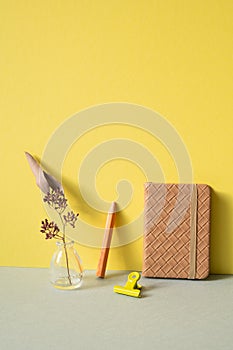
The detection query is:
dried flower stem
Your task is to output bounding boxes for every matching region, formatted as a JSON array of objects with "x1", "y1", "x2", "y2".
[{"x1": 59, "y1": 213, "x2": 72, "y2": 285}]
